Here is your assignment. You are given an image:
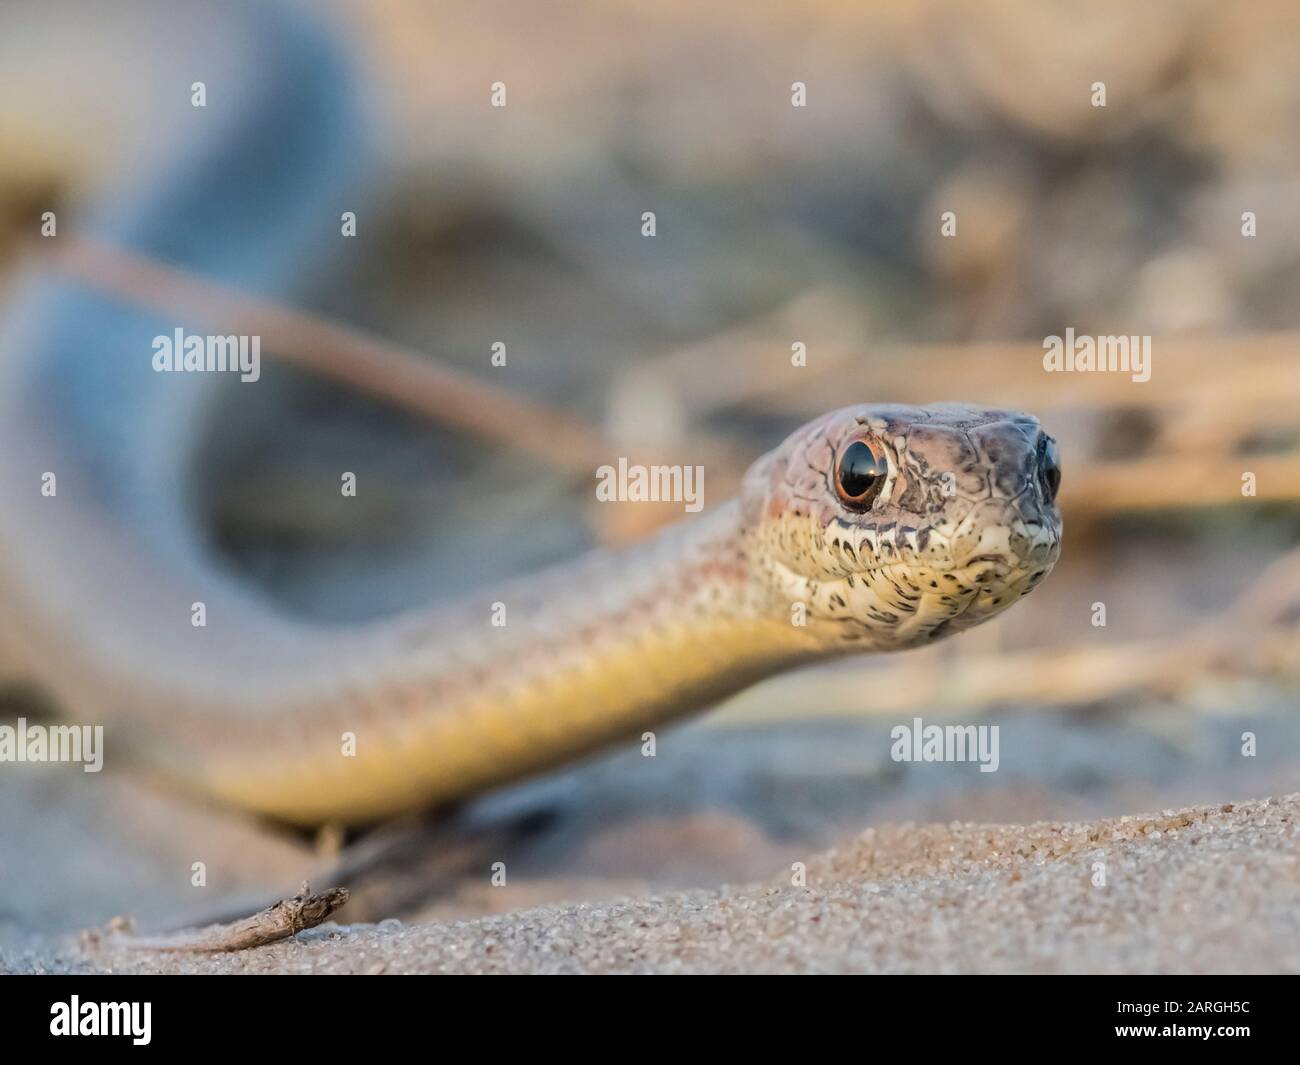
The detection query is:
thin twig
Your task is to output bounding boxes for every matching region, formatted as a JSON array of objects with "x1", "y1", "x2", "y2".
[
  {"x1": 85, "y1": 882, "x2": 349, "y2": 954},
  {"x1": 43, "y1": 237, "x2": 754, "y2": 542},
  {"x1": 46, "y1": 237, "x2": 613, "y2": 475}
]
